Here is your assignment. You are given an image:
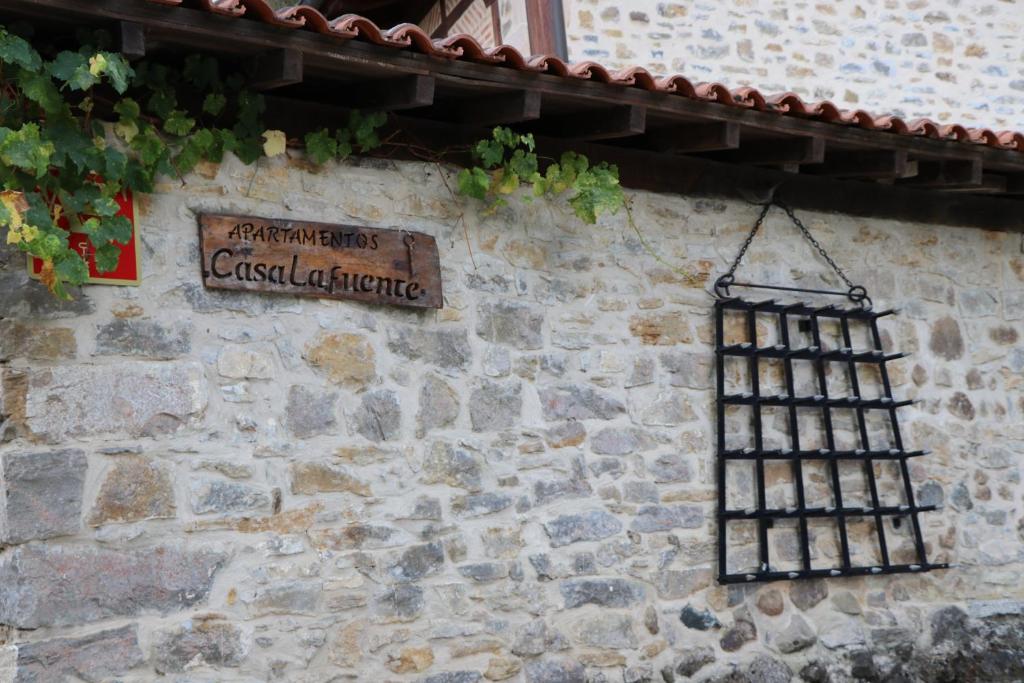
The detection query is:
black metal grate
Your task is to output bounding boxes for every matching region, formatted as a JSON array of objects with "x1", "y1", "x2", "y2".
[{"x1": 714, "y1": 297, "x2": 948, "y2": 583}]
